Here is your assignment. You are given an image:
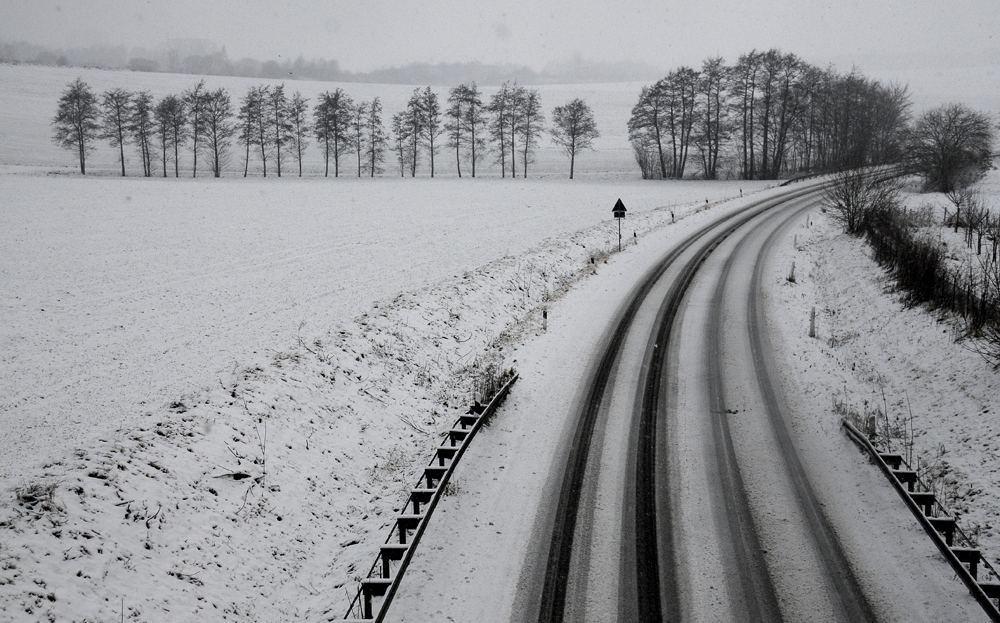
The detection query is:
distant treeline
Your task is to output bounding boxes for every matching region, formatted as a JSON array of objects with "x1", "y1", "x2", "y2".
[
  {"x1": 1, "y1": 39, "x2": 660, "y2": 86},
  {"x1": 628, "y1": 49, "x2": 912, "y2": 180},
  {"x1": 51, "y1": 77, "x2": 600, "y2": 179}
]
